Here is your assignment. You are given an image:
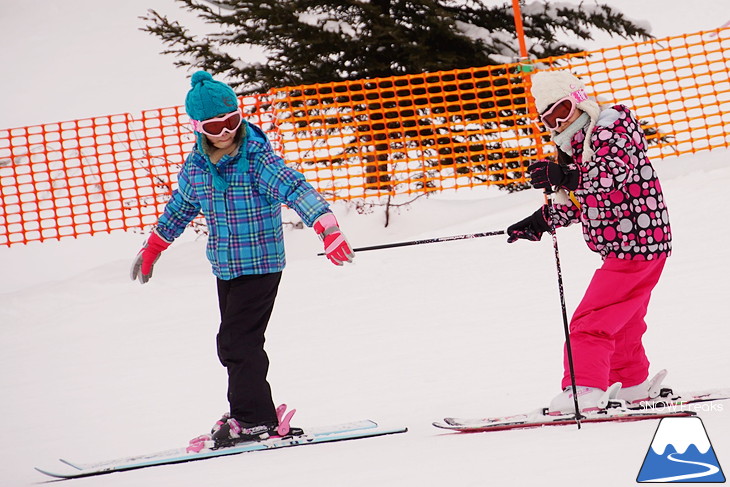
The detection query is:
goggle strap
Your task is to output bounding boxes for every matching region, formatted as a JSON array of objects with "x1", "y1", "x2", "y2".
[{"x1": 569, "y1": 87, "x2": 588, "y2": 103}]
